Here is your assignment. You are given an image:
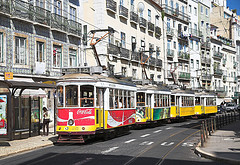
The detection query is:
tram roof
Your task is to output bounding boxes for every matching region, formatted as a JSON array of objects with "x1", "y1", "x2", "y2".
[
  {"x1": 58, "y1": 73, "x2": 136, "y2": 87},
  {"x1": 171, "y1": 89, "x2": 195, "y2": 95},
  {"x1": 195, "y1": 91, "x2": 216, "y2": 97},
  {"x1": 136, "y1": 84, "x2": 170, "y2": 93}
]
